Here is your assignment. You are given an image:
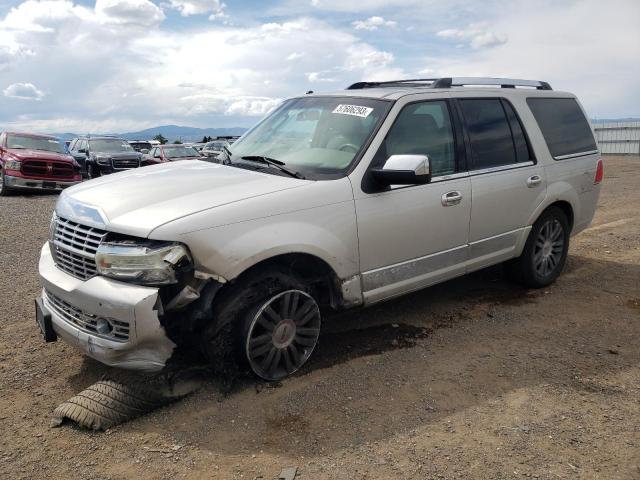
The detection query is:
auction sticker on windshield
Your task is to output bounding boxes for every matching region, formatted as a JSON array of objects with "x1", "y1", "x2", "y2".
[{"x1": 332, "y1": 104, "x2": 373, "y2": 118}]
